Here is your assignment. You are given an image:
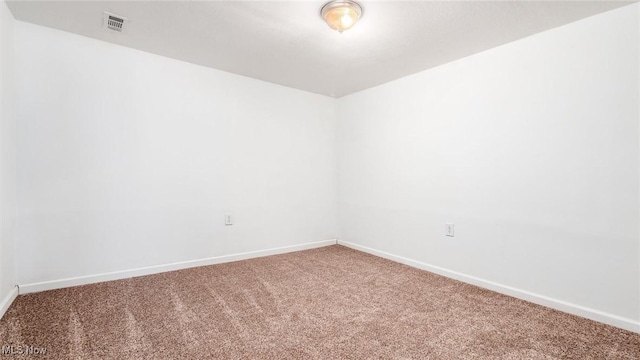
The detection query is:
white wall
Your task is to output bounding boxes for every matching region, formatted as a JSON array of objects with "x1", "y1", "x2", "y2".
[
  {"x1": 337, "y1": 3, "x2": 639, "y2": 328},
  {"x1": 0, "y1": 0, "x2": 17, "y2": 305},
  {"x1": 15, "y1": 22, "x2": 338, "y2": 285}
]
